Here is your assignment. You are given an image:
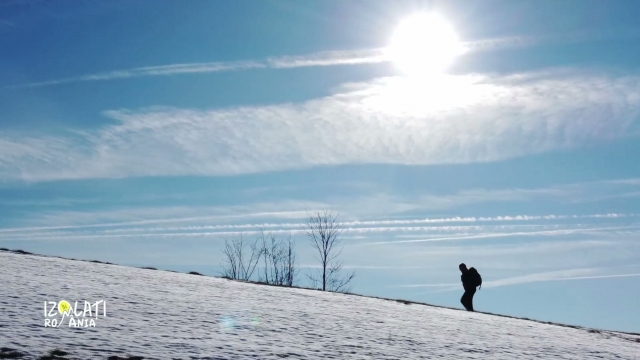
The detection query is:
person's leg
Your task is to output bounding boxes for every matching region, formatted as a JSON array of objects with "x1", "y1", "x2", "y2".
[
  {"x1": 461, "y1": 291, "x2": 471, "y2": 310},
  {"x1": 468, "y1": 289, "x2": 476, "y2": 312}
]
